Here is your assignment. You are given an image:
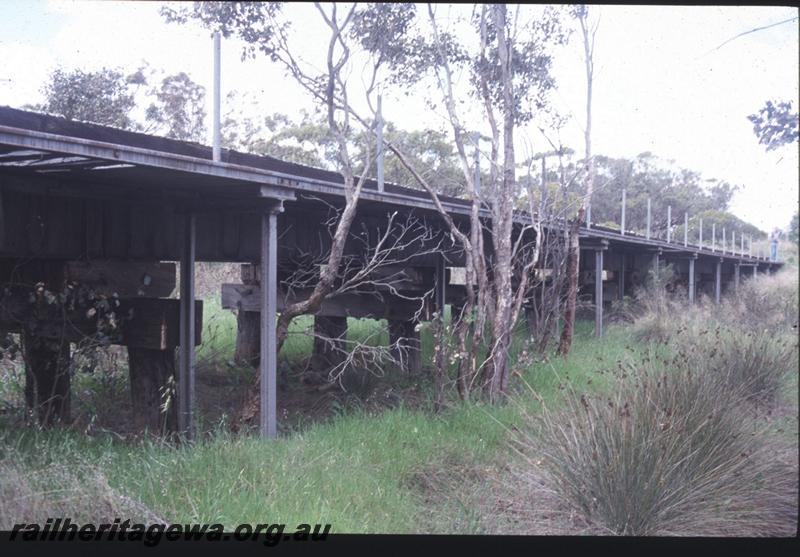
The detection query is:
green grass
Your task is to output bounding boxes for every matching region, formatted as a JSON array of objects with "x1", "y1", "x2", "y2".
[
  {"x1": 0, "y1": 318, "x2": 633, "y2": 532},
  {"x1": 198, "y1": 300, "x2": 410, "y2": 366},
  {"x1": 2, "y1": 403, "x2": 506, "y2": 531},
  {"x1": 4, "y1": 277, "x2": 794, "y2": 533}
]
